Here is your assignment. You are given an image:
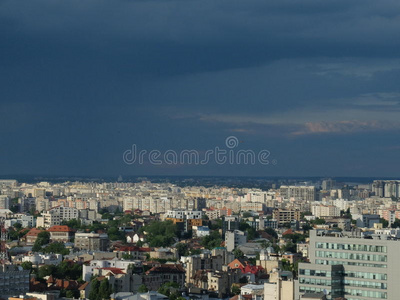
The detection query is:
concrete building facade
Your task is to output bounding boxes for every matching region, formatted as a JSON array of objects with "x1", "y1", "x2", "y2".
[{"x1": 297, "y1": 229, "x2": 399, "y2": 300}]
